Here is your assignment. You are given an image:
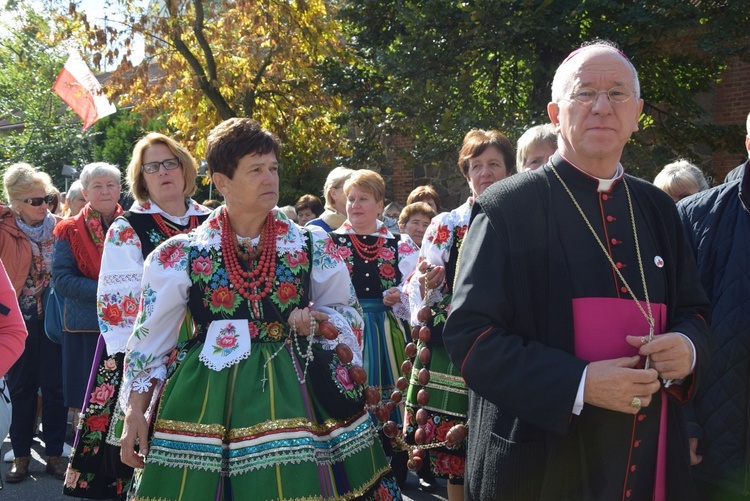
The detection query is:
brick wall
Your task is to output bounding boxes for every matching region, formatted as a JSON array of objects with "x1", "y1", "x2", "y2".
[
  {"x1": 383, "y1": 134, "x2": 469, "y2": 211},
  {"x1": 390, "y1": 134, "x2": 413, "y2": 204},
  {"x1": 711, "y1": 57, "x2": 750, "y2": 179}
]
